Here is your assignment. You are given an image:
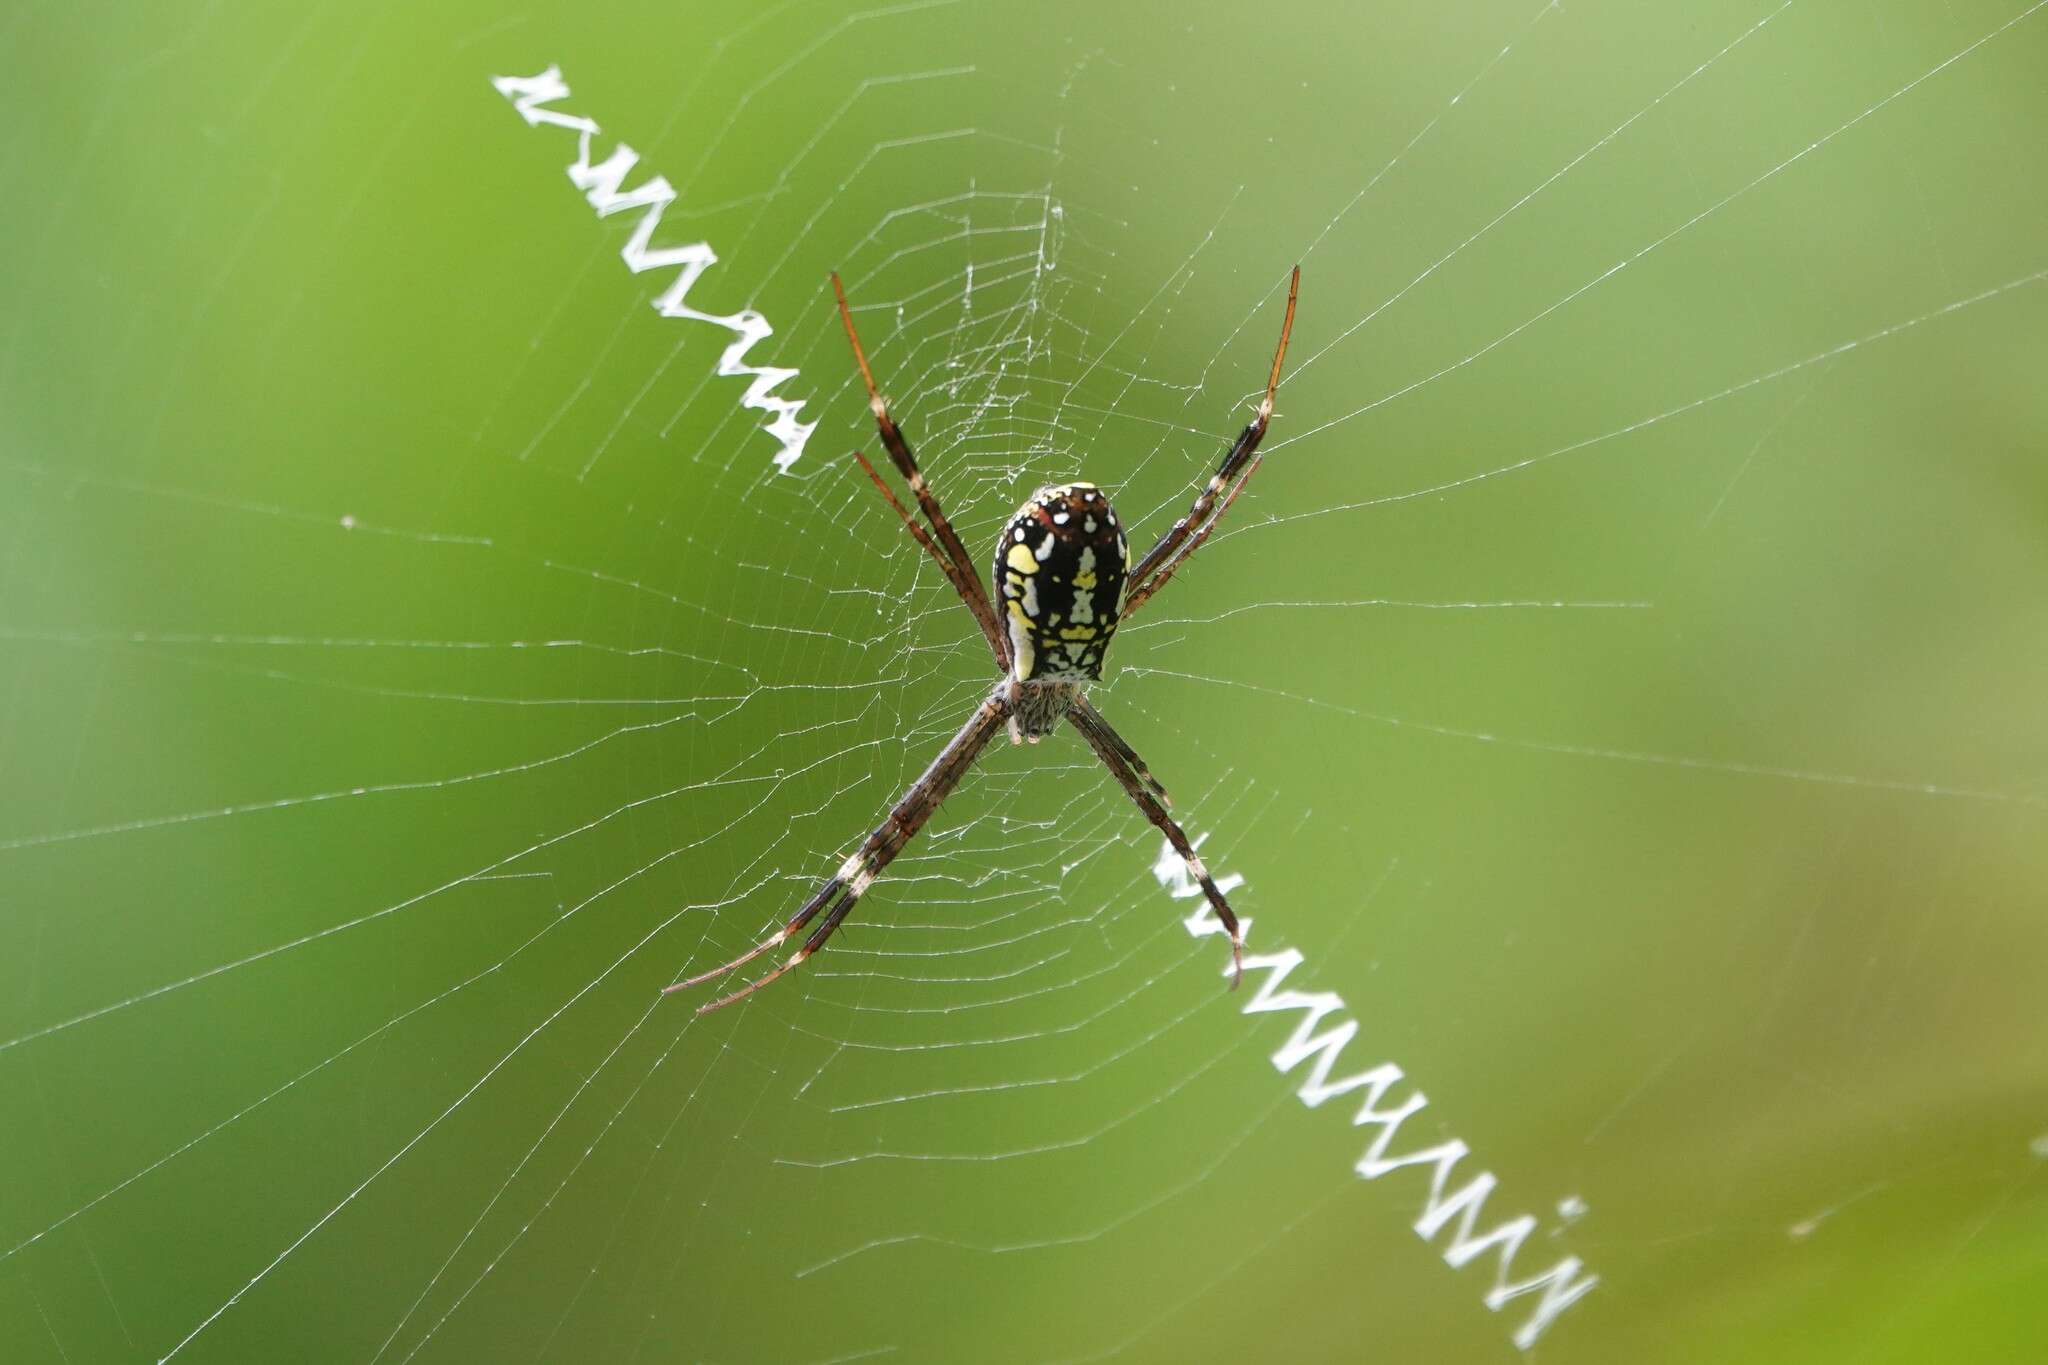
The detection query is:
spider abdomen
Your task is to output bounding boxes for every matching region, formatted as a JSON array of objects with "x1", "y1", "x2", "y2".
[{"x1": 994, "y1": 482, "x2": 1129, "y2": 685}]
